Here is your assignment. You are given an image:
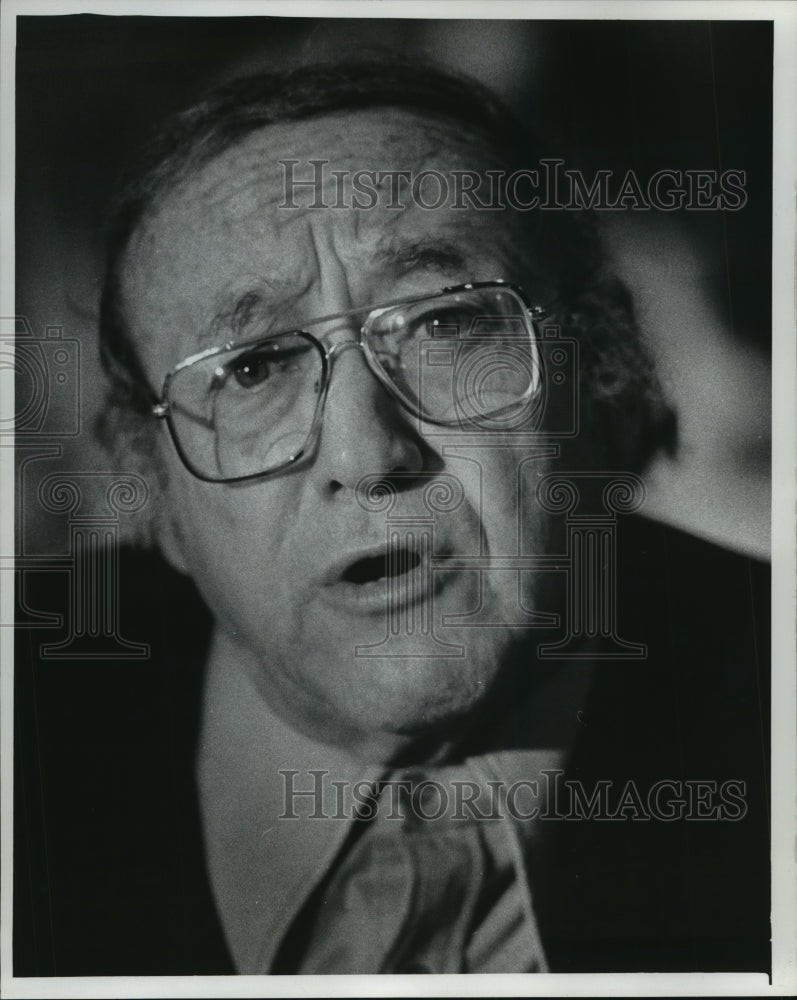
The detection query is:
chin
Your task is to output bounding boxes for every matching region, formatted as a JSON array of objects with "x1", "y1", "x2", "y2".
[{"x1": 328, "y1": 651, "x2": 504, "y2": 752}]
